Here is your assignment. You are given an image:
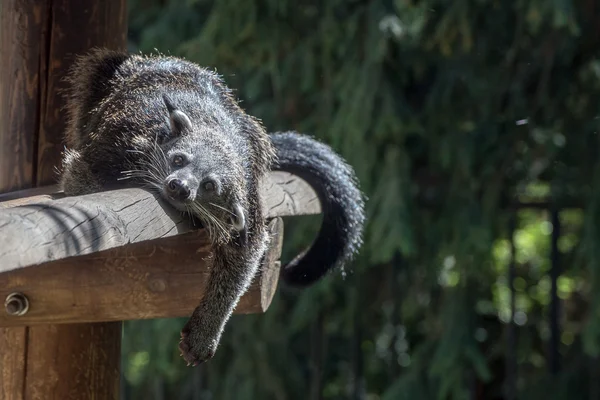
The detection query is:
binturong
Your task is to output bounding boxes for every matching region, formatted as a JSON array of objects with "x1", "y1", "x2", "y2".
[{"x1": 59, "y1": 48, "x2": 366, "y2": 366}]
